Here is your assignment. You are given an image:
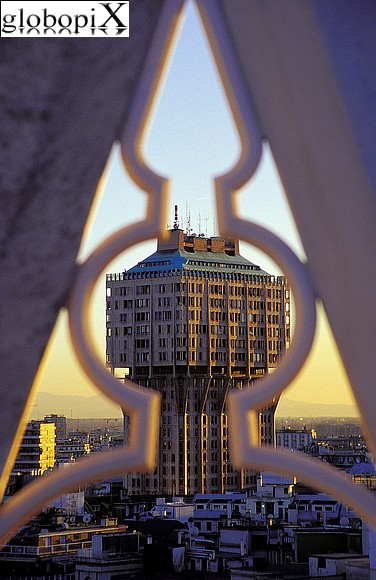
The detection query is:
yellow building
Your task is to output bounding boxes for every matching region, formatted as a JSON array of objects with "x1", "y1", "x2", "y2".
[{"x1": 12, "y1": 420, "x2": 55, "y2": 477}]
